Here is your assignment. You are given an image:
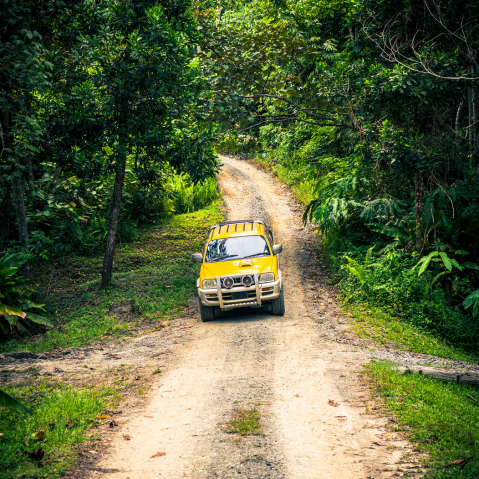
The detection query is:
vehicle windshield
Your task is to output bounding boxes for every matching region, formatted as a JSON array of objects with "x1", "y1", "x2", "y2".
[{"x1": 204, "y1": 235, "x2": 271, "y2": 263}]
